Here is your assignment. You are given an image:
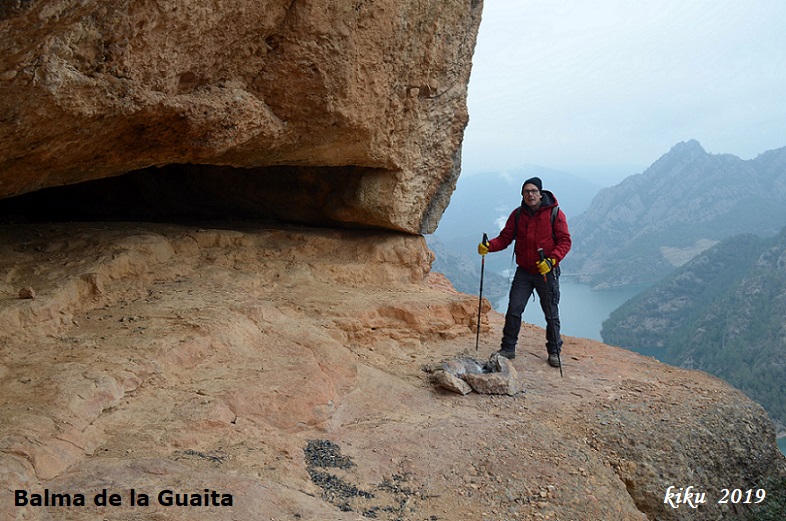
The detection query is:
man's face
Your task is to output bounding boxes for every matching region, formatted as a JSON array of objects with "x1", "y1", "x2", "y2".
[{"x1": 523, "y1": 183, "x2": 542, "y2": 209}]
